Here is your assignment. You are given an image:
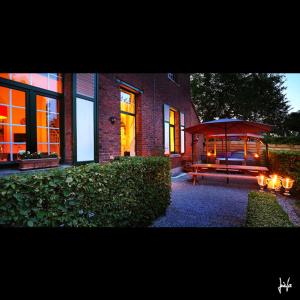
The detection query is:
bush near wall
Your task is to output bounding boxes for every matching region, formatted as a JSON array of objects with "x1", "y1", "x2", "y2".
[
  {"x1": 268, "y1": 150, "x2": 300, "y2": 197},
  {"x1": 0, "y1": 157, "x2": 171, "y2": 227}
]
